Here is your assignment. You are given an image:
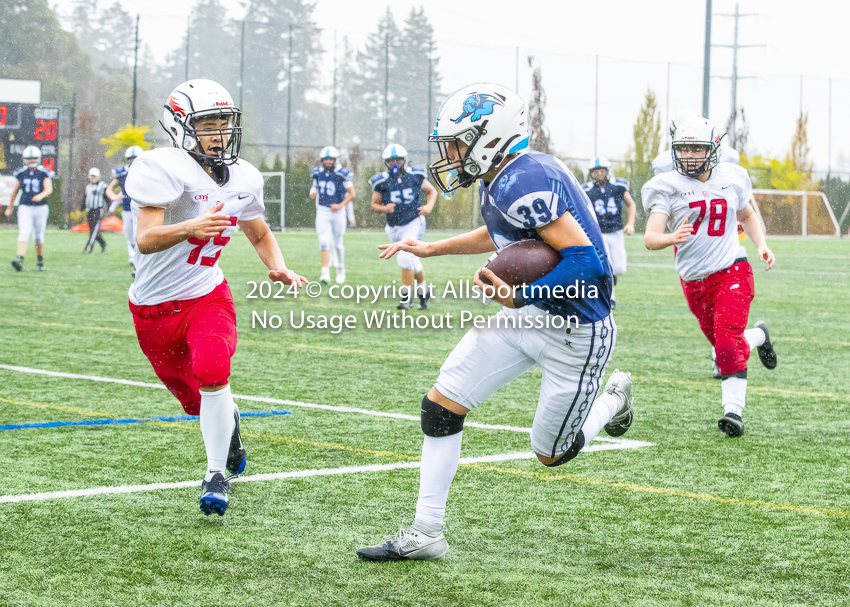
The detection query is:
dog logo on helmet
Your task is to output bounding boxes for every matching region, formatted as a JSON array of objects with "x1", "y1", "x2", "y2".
[{"x1": 453, "y1": 94, "x2": 504, "y2": 124}]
